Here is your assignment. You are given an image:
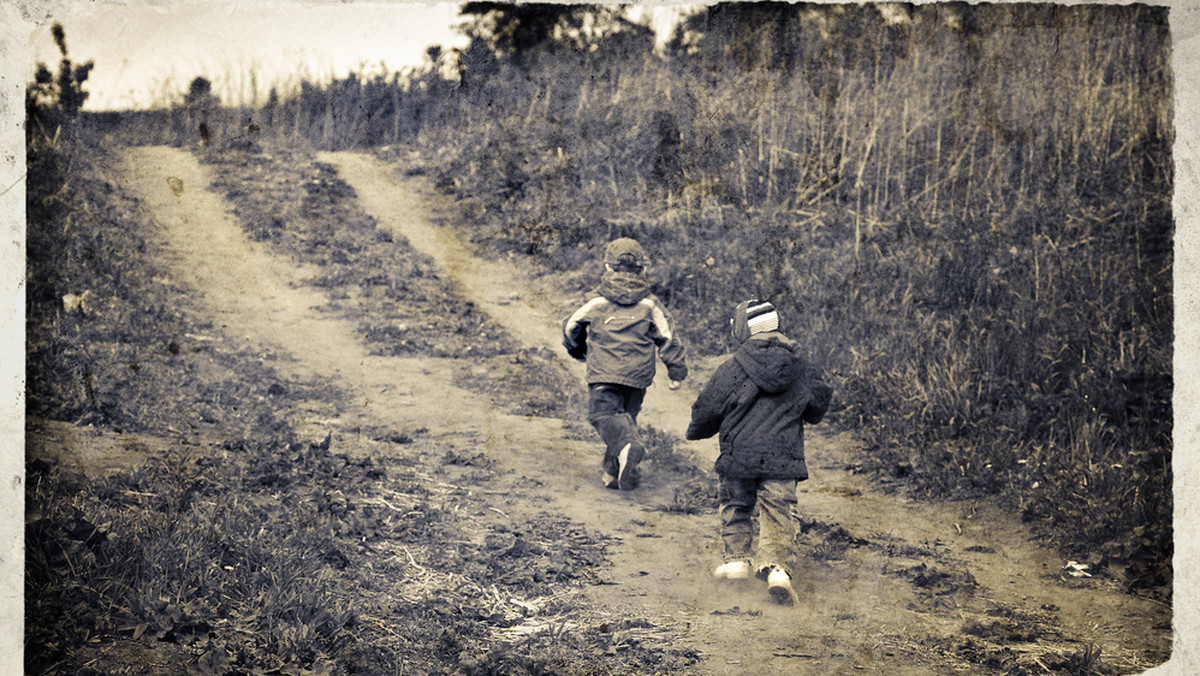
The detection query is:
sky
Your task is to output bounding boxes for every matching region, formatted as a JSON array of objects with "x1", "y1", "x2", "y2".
[
  {"x1": 25, "y1": 2, "x2": 692, "y2": 111},
  {"x1": 26, "y1": 3, "x2": 472, "y2": 110}
]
